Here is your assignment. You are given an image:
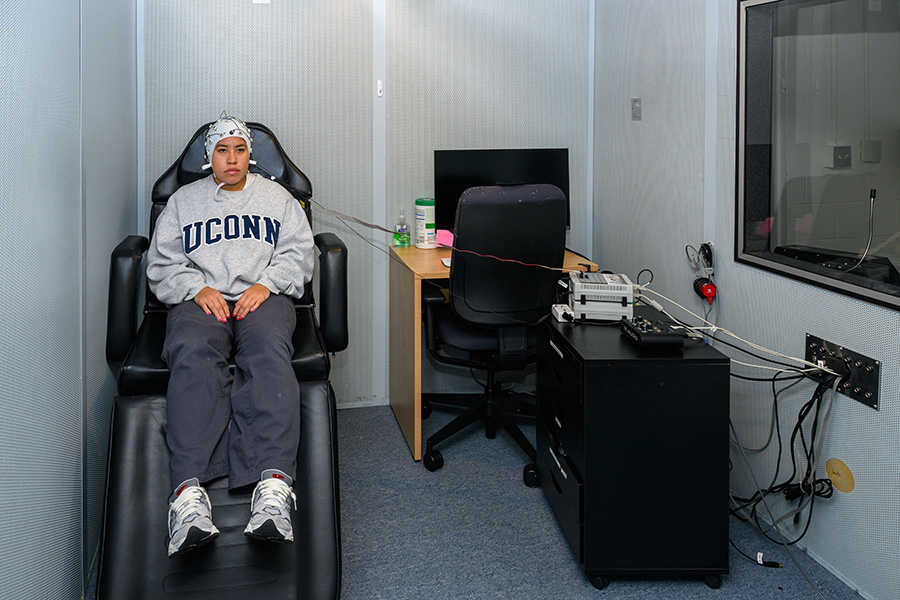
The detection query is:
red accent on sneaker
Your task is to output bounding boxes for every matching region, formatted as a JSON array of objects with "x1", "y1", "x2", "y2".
[
  {"x1": 176, "y1": 484, "x2": 188, "y2": 496},
  {"x1": 272, "y1": 473, "x2": 285, "y2": 480}
]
